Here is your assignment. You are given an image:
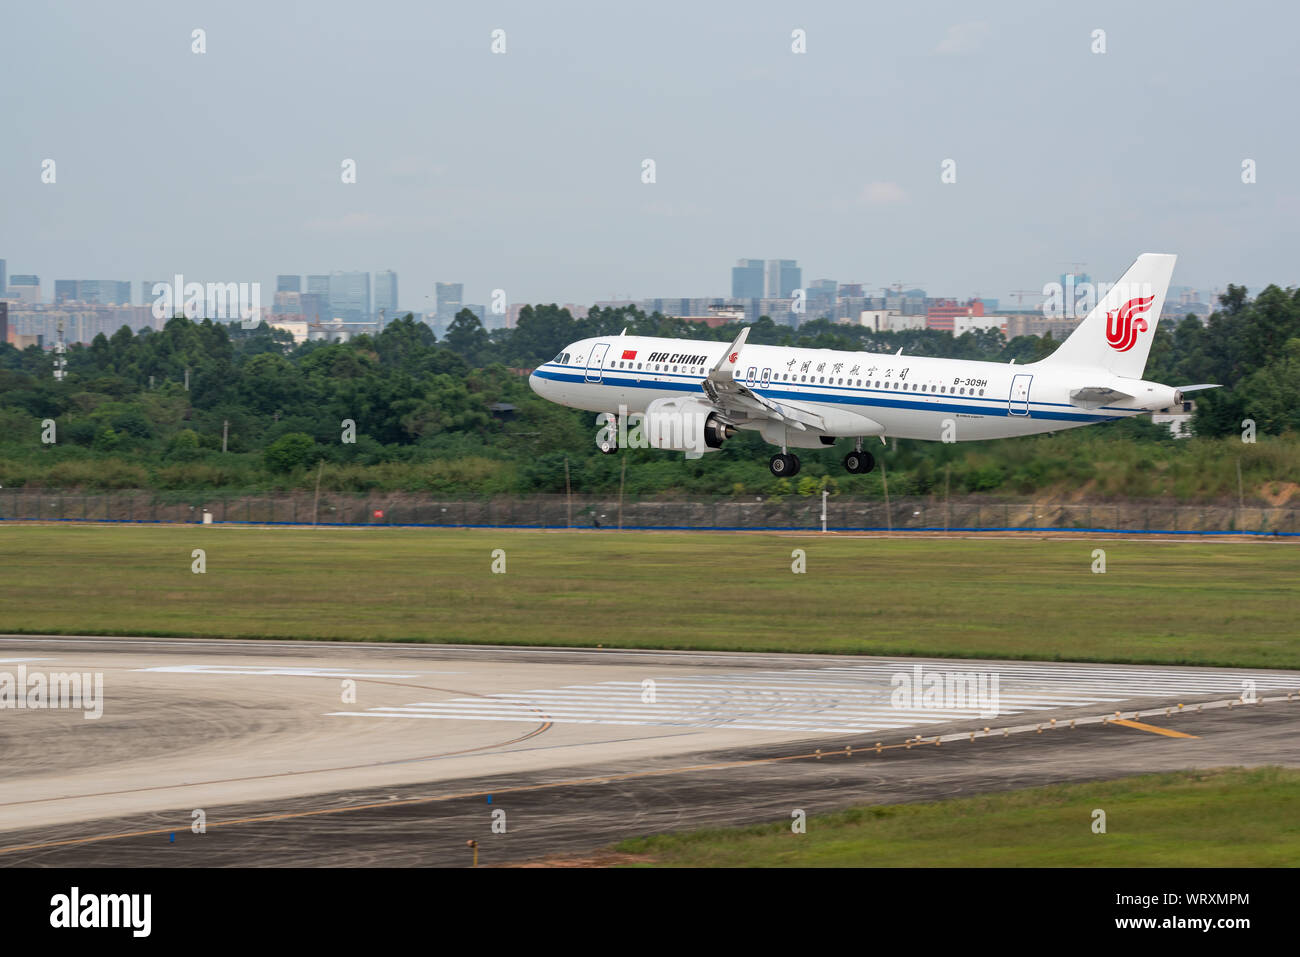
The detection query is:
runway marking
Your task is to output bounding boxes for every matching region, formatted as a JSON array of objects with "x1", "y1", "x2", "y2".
[
  {"x1": 3, "y1": 692, "x2": 1286, "y2": 859},
  {"x1": 9, "y1": 635, "x2": 1300, "y2": 685},
  {"x1": 328, "y1": 663, "x2": 1298, "y2": 735},
  {"x1": 1110, "y1": 719, "x2": 1199, "y2": 739},
  {"x1": 135, "y1": 664, "x2": 453, "y2": 679},
  {"x1": 0, "y1": 674, "x2": 552, "y2": 812}
]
